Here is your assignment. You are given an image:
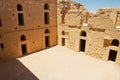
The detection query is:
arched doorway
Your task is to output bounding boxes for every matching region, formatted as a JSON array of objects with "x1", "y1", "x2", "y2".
[
  {"x1": 20, "y1": 35, "x2": 27, "y2": 55},
  {"x1": 80, "y1": 39, "x2": 86, "y2": 52},
  {"x1": 45, "y1": 29, "x2": 50, "y2": 48},
  {"x1": 45, "y1": 36, "x2": 50, "y2": 48},
  {"x1": 21, "y1": 44, "x2": 27, "y2": 55},
  {"x1": 108, "y1": 50, "x2": 117, "y2": 62}
]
